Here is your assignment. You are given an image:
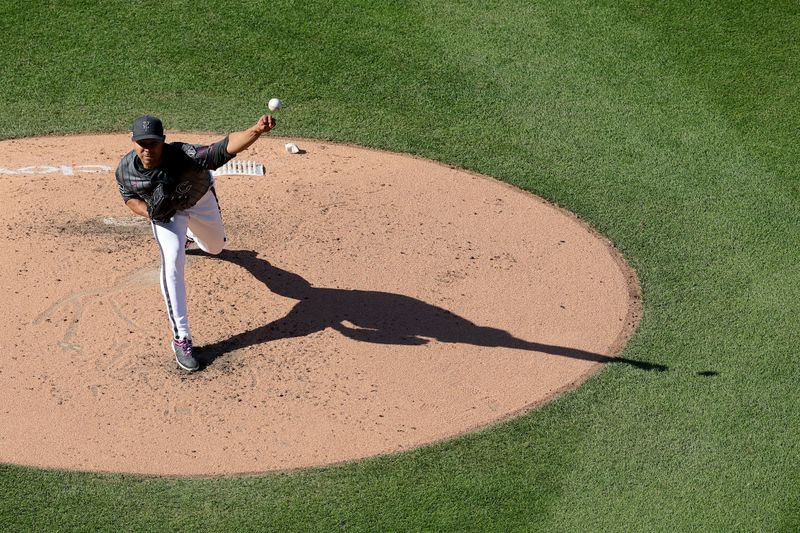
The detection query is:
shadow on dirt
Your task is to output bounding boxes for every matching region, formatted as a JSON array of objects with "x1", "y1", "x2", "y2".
[{"x1": 191, "y1": 249, "x2": 667, "y2": 372}]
